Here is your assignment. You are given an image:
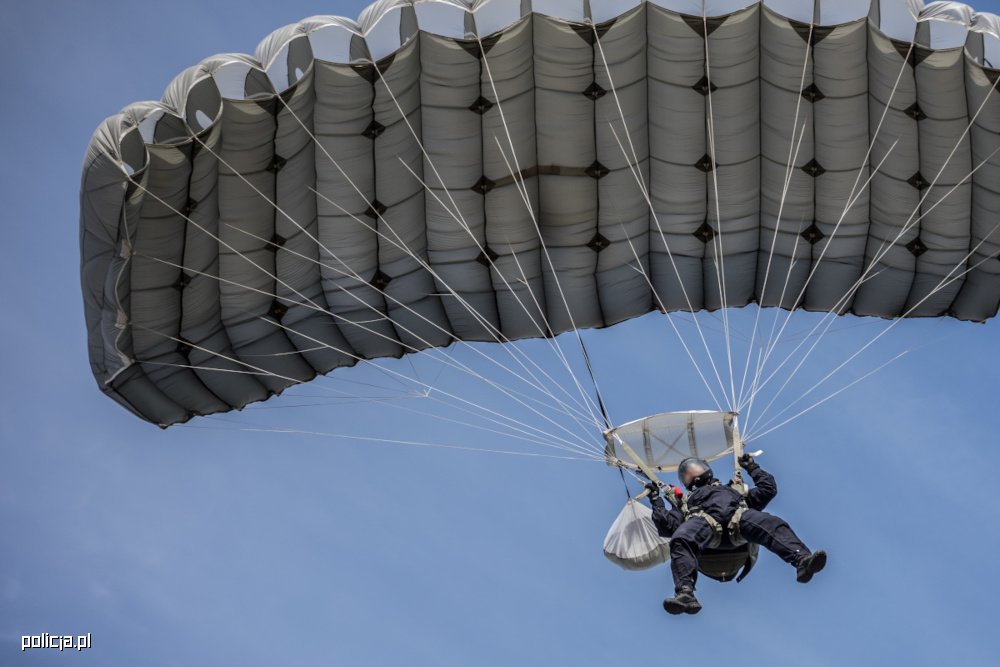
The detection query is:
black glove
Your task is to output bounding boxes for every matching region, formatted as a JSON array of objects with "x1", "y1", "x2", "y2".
[
  {"x1": 644, "y1": 482, "x2": 668, "y2": 509},
  {"x1": 738, "y1": 453, "x2": 759, "y2": 472}
]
